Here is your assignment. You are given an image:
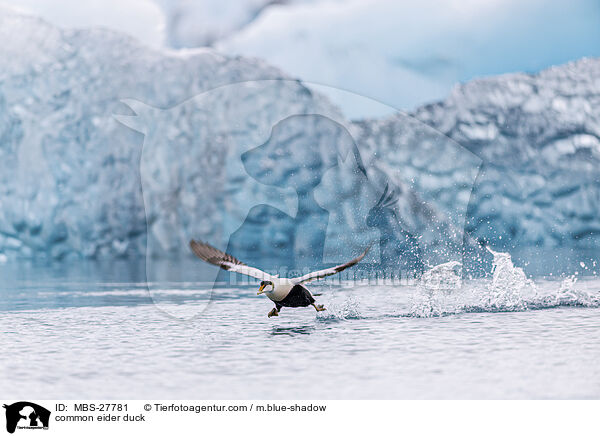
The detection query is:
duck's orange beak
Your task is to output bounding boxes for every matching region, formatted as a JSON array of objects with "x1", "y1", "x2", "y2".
[{"x1": 257, "y1": 283, "x2": 267, "y2": 295}]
